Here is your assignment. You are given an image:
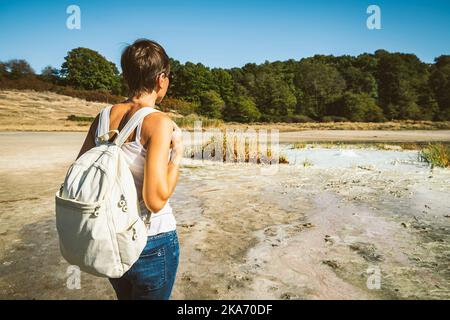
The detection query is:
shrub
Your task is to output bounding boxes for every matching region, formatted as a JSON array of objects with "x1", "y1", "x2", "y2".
[
  {"x1": 320, "y1": 115, "x2": 349, "y2": 122},
  {"x1": 67, "y1": 115, "x2": 95, "y2": 122},
  {"x1": 284, "y1": 114, "x2": 315, "y2": 123},
  {"x1": 172, "y1": 114, "x2": 223, "y2": 128},
  {"x1": 0, "y1": 76, "x2": 53, "y2": 91},
  {"x1": 160, "y1": 97, "x2": 197, "y2": 115}
]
